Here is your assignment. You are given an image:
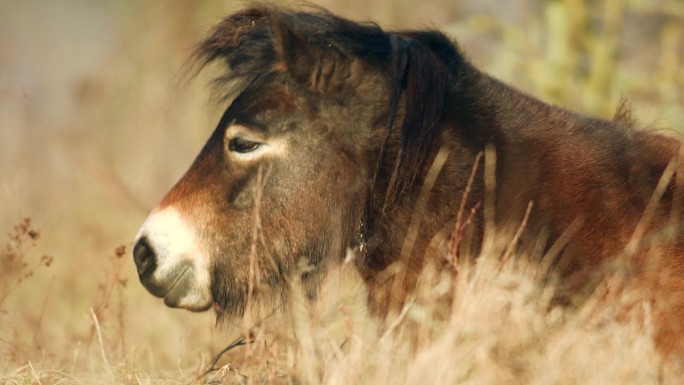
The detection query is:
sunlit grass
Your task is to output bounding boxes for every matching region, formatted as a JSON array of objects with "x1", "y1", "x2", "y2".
[{"x1": 0, "y1": 0, "x2": 682, "y2": 384}]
